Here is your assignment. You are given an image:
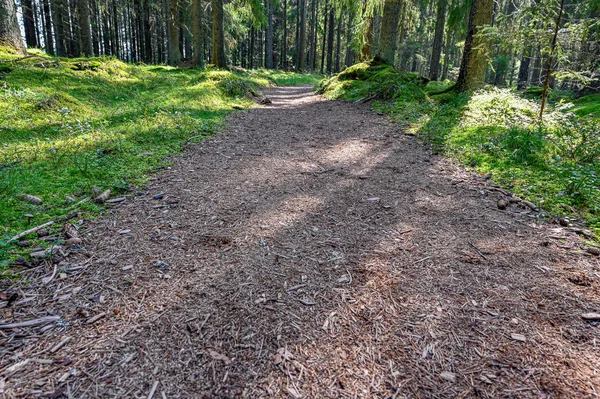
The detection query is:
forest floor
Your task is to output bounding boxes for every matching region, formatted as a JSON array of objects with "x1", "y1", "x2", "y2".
[{"x1": 2, "y1": 85, "x2": 600, "y2": 398}]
